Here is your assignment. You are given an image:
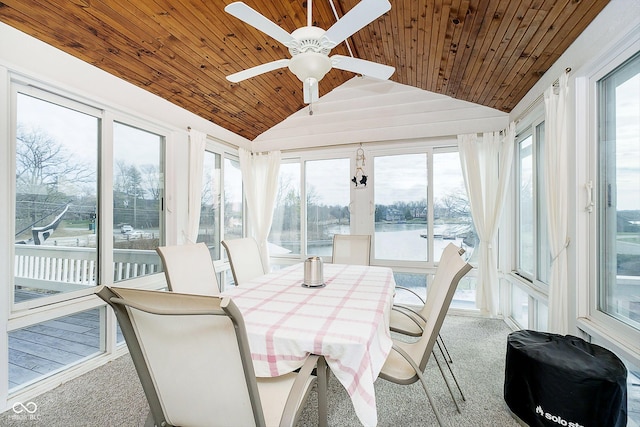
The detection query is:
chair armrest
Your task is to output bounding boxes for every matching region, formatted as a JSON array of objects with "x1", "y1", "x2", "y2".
[
  {"x1": 391, "y1": 305, "x2": 427, "y2": 332},
  {"x1": 395, "y1": 286, "x2": 426, "y2": 305},
  {"x1": 109, "y1": 296, "x2": 226, "y2": 316},
  {"x1": 389, "y1": 343, "x2": 444, "y2": 426}
]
